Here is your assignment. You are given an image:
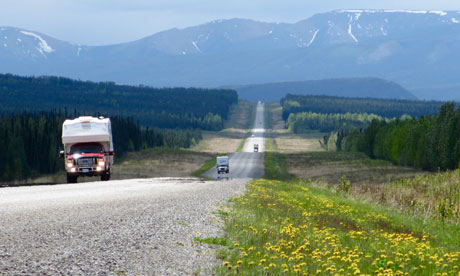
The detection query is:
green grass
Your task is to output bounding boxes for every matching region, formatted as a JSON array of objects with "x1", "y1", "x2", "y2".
[
  {"x1": 193, "y1": 236, "x2": 228, "y2": 246},
  {"x1": 191, "y1": 154, "x2": 217, "y2": 178},
  {"x1": 216, "y1": 179, "x2": 460, "y2": 275},
  {"x1": 264, "y1": 103, "x2": 272, "y2": 129},
  {"x1": 344, "y1": 169, "x2": 460, "y2": 225},
  {"x1": 263, "y1": 138, "x2": 292, "y2": 181},
  {"x1": 236, "y1": 131, "x2": 250, "y2": 153}
]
